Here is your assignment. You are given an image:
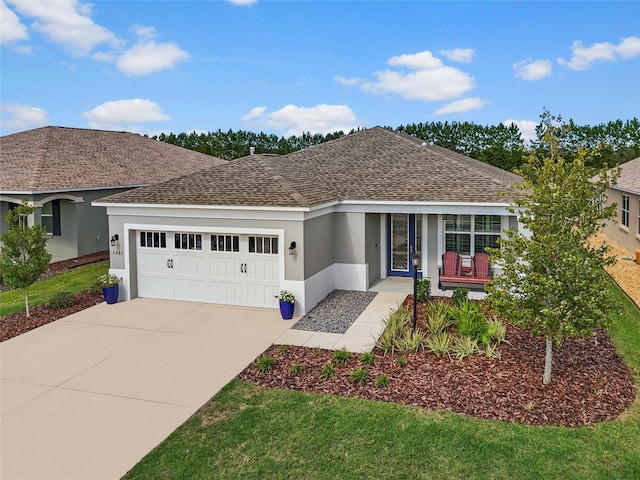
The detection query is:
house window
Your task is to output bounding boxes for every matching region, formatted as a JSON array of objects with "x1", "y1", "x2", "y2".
[
  {"x1": 210, "y1": 234, "x2": 239, "y2": 252},
  {"x1": 41, "y1": 200, "x2": 61, "y2": 236},
  {"x1": 444, "y1": 214, "x2": 501, "y2": 256},
  {"x1": 621, "y1": 195, "x2": 629, "y2": 228},
  {"x1": 140, "y1": 231, "x2": 167, "y2": 248},
  {"x1": 249, "y1": 236, "x2": 279, "y2": 254},
  {"x1": 174, "y1": 233, "x2": 202, "y2": 251}
]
